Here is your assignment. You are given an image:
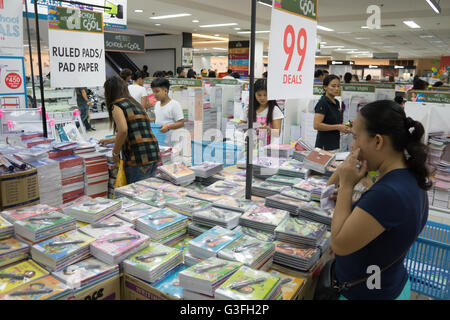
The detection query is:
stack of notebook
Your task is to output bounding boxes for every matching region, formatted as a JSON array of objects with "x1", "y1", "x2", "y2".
[
  {"x1": 204, "y1": 180, "x2": 245, "y2": 198},
  {"x1": 136, "y1": 208, "x2": 188, "y2": 245},
  {"x1": 297, "y1": 202, "x2": 334, "y2": 226},
  {"x1": 233, "y1": 226, "x2": 276, "y2": 242},
  {"x1": 134, "y1": 189, "x2": 178, "y2": 208},
  {"x1": 190, "y1": 162, "x2": 224, "y2": 178},
  {"x1": 187, "y1": 222, "x2": 211, "y2": 238},
  {"x1": 152, "y1": 265, "x2": 188, "y2": 299},
  {"x1": 266, "y1": 175, "x2": 303, "y2": 187},
  {"x1": 192, "y1": 207, "x2": 242, "y2": 229},
  {"x1": 0, "y1": 275, "x2": 72, "y2": 300},
  {"x1": 0, "y1": 238, "x2": 29, "y2": 268},
  {"x1": 1, "y1": 204, "x2": 59, "y2": 224},
  {"x1": 280, "y1": 188, "x2": 312, "y2": 202},
  {"x1": 78, "y1": 152, "x2": 109, "y2": 198},
  {"x1": 14, "y1": 211, "x2": 76, "y2": 243},
  {"x1": 274, "y1": 217, "x2": 327, "y2": 247},
  {"x1": 158, "y1": 163, "x2": 196, "y2": 186},
  {"x1": 79, "y1": 216, "x2": 134, "y2": 239},
  {"x1": 90, "y1": 228, "x2": 149, "y2": 265},
  {"x1": 114, "y1": 202, "x2": 161, "y2": 225},
  {"x1": 179, "y1": 257, "x2": 243, "y2": 300},
  {"x1": 218, "y1": 236, "x2": 275, "y2": 270},
  {"x1": 303, "y1": 149, "x2": 336, "y2": 174},
  {"x1": 165, "y1": 197, "x2": 212, "y2": 218},
  {"x1": 135, "y1": 177, "x2": 172, "y2": 191},
  {"x1": 0, "y1": 216, "x2": 13, "y2": 240},
  {"x1": 252, "y1": 157, "x2": 282, "y2": 178},
  {"x1": 292, "y1": 150, "x2": 311, "y2": 162},
  {"x1": 214, "y1": 266, "x2": 283, "y2": 300},
  {"x1": 267, "y1": 269, "x2": 306, "y2": 300},
  {"x1": 31, "y1": 230, "x2": 95, "y2": 271},
  {"x1": 273, "y1": 241, "x2": 321, "y2": 271},
  {"x1": 293, "y1": 180, "x2": 325, "y2": 202},
  {"x1": 188, "y1": 226, "x2": 242, "y2": 260},
  {"x1": 239, "y1": 206, "x2": 289, "y2": 233},
  {"x1": 213, "y1": 197, "x2": 259, "y2": 213},
  {"x1": 278, "y1": 160, "x2": 309, "y2": 178},
  {"x1": 62, "y1": 197, "x2": 122, "y2": 223},
  {"x1": 0, "y1": 260, "x2": 49, "y2": 296},
  {"x1": 187, "y1": 190, "x2": 228, "y2": 203},
  {"x1": 161, "y1": 184, "x2": 190, "y2": 198},
  {"x1": 29, "y1": 158, "x2": 63, "y2": 208},
  {"x1": 114, "y1": 183, "x2": 154, "y2": 199},
  {"x1": 265, "y1": 194, "x2": 309, "y2": 215},
  {"x1": 263, "y1": 144, "x2": 294, "y2": 158},
  {"x1": 53, "y1": 155, "x2": 85, "y2": 203},
  {"x1": 252, "y1": 181, "x2": 291, "y2": 198}
]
